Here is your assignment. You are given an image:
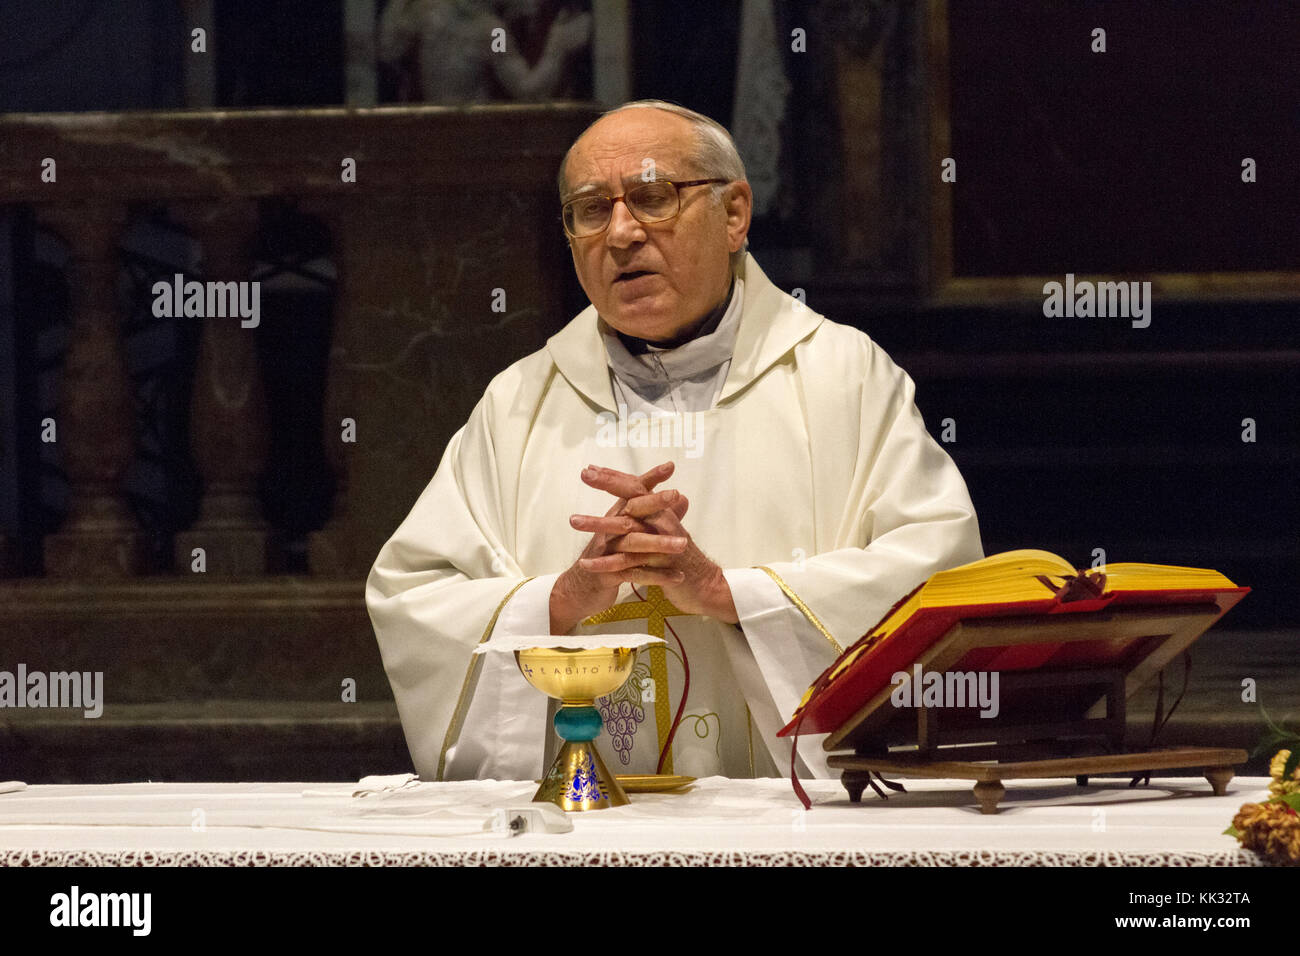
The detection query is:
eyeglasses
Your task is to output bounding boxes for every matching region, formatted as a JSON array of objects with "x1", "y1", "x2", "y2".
[{"x1": 561, "y1": 179, "x2": 728, "y2": 238}]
